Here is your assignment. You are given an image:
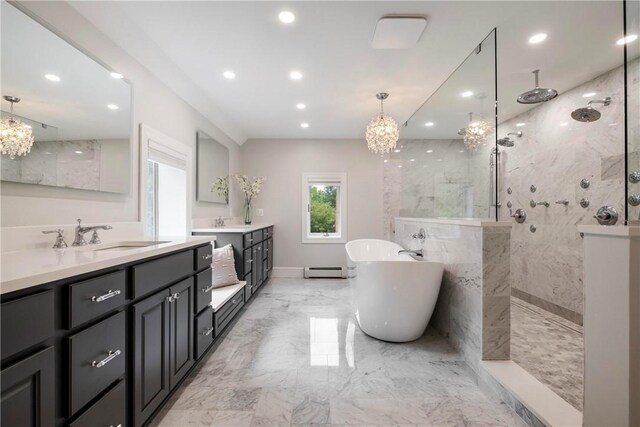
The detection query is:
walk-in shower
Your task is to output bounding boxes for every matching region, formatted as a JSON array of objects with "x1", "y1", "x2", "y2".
[
  {"x1": 517, "y1": 69, "x2": 558, "y2": 104},
  {"x1": 571, "y1": 97, "x2": 612, "y2": 122}
]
